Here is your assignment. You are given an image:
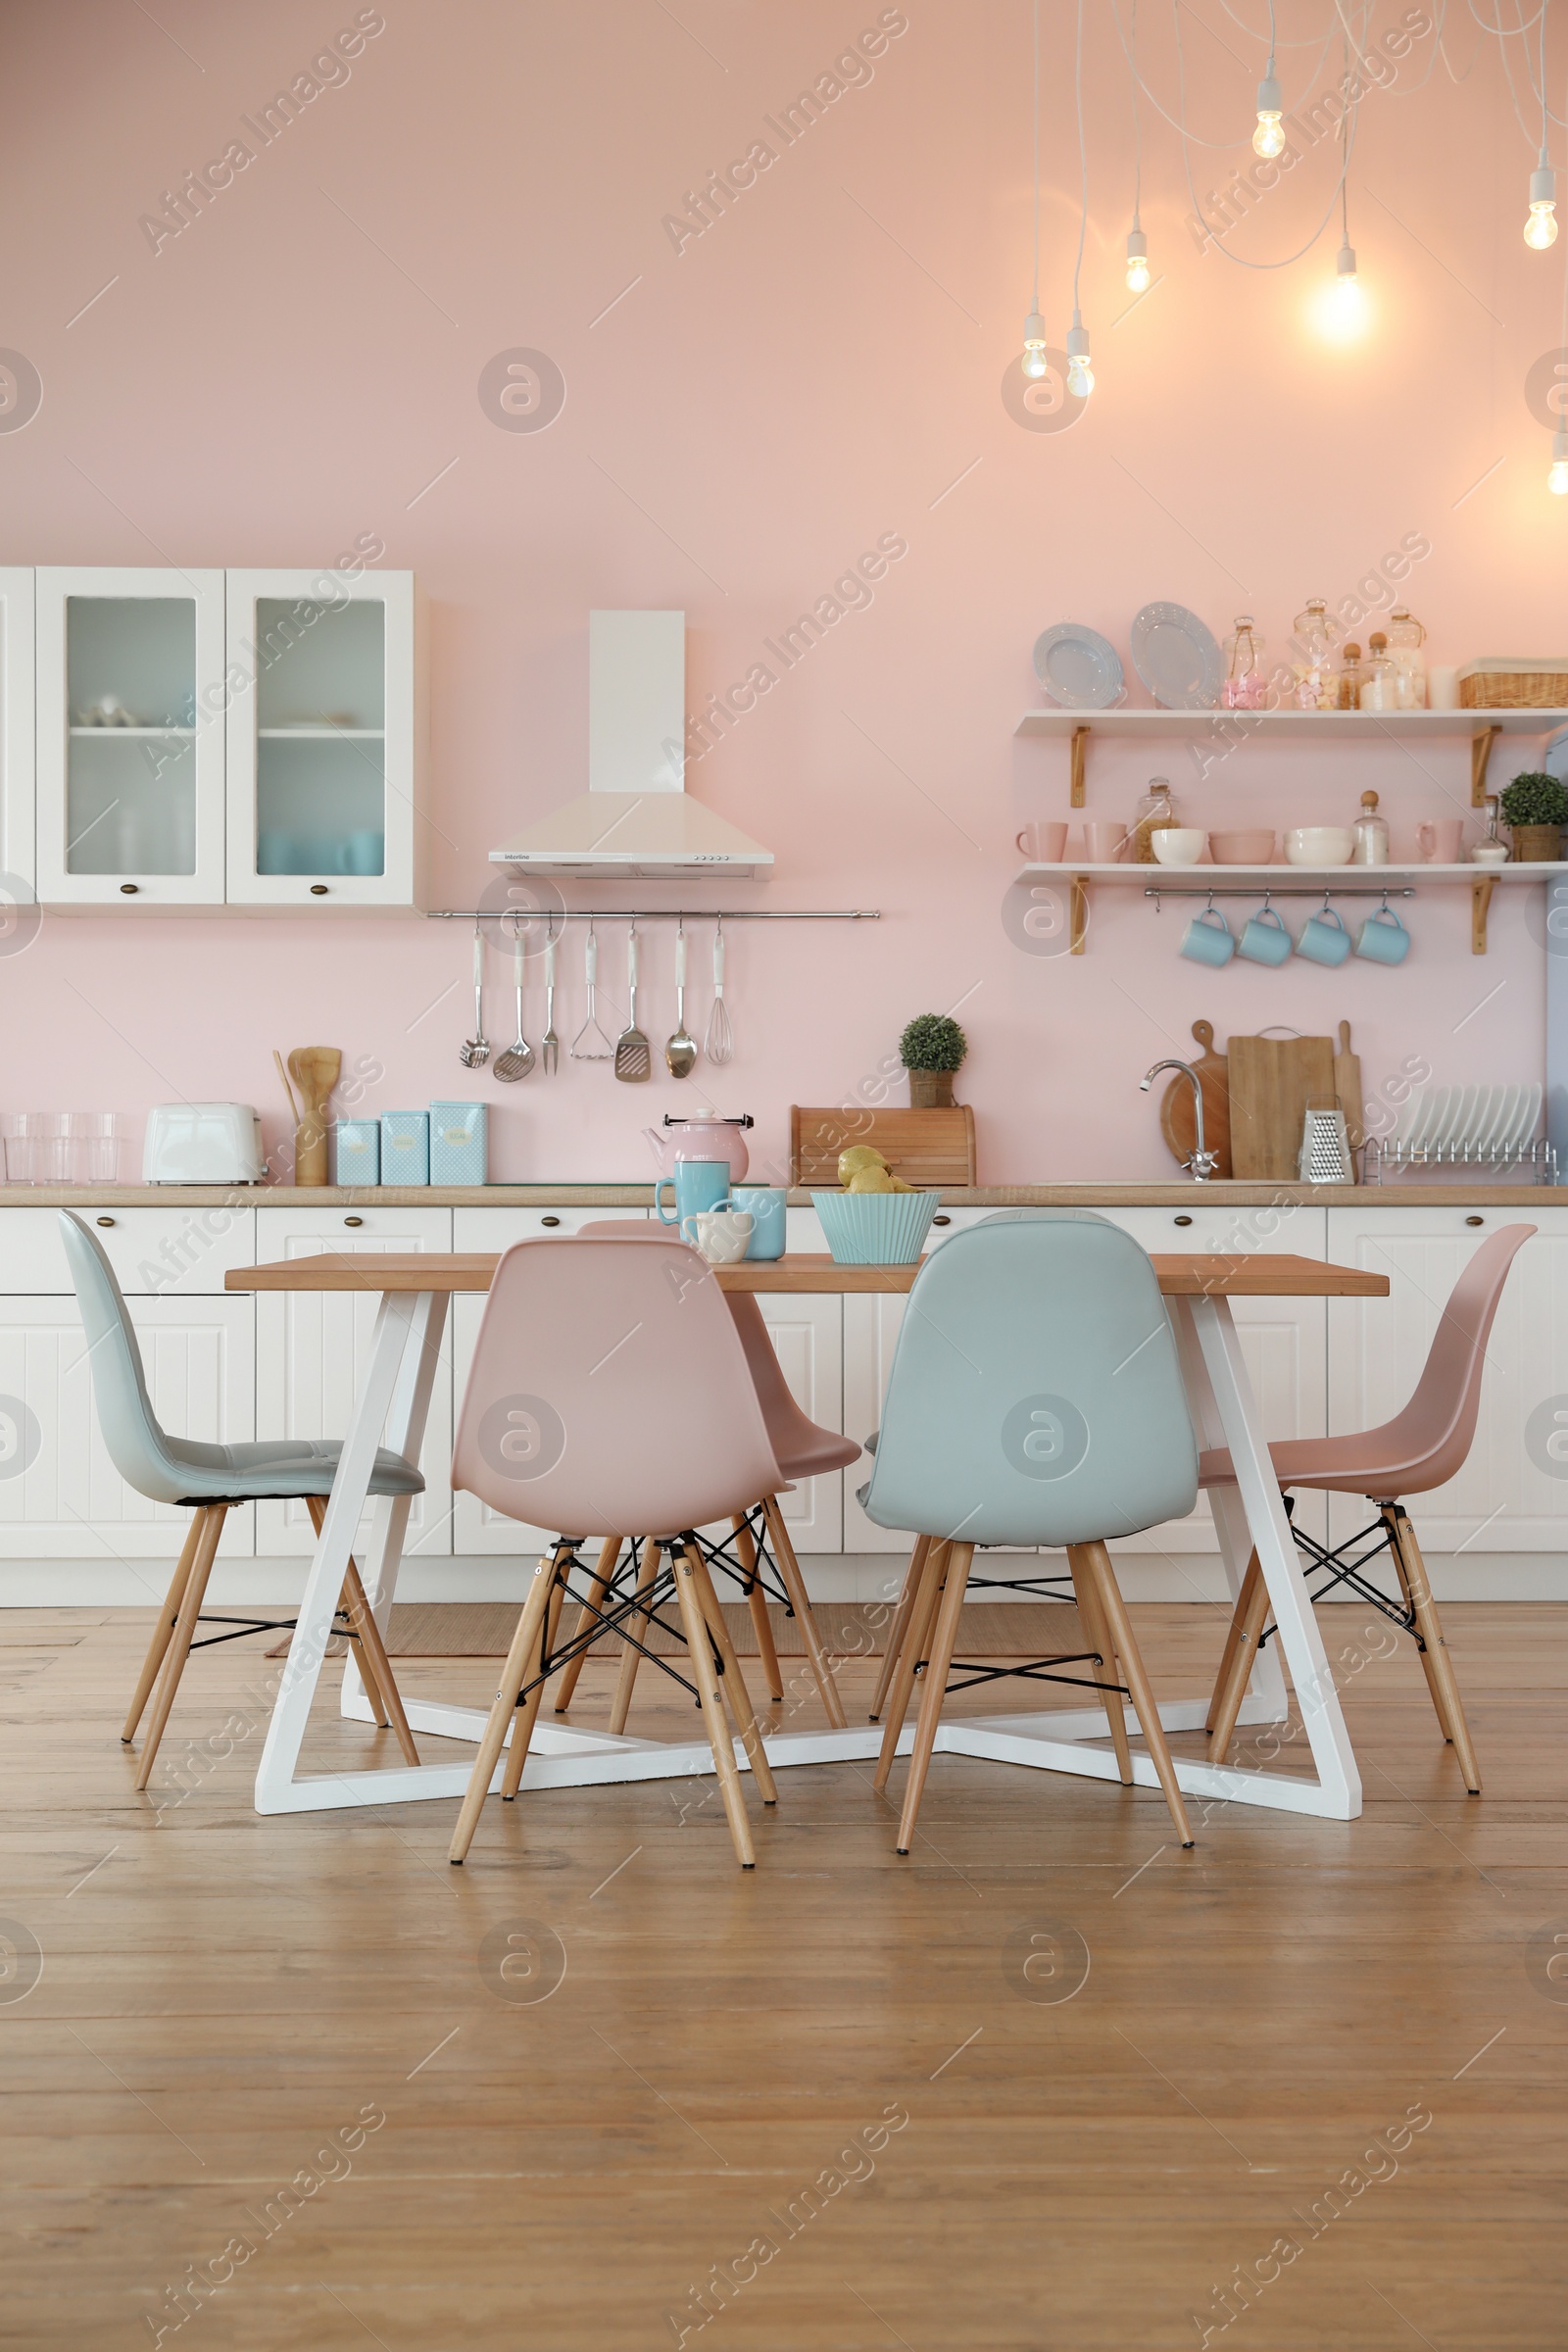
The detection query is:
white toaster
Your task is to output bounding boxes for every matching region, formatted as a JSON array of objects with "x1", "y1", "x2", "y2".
[{"x1": 143, "y1": 1103, "x2": 266, "y2": 1185}]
